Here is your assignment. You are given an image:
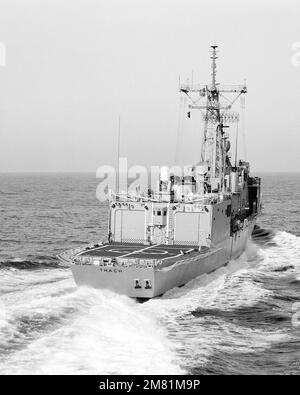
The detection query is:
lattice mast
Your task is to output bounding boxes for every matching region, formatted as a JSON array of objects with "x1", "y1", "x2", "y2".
[
  {"x1": 180, "y1": 45, "x2": 247, "y2": 192},
  {"x1": 205, "y1": 45, "x2": 222, "y2": 179}
]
